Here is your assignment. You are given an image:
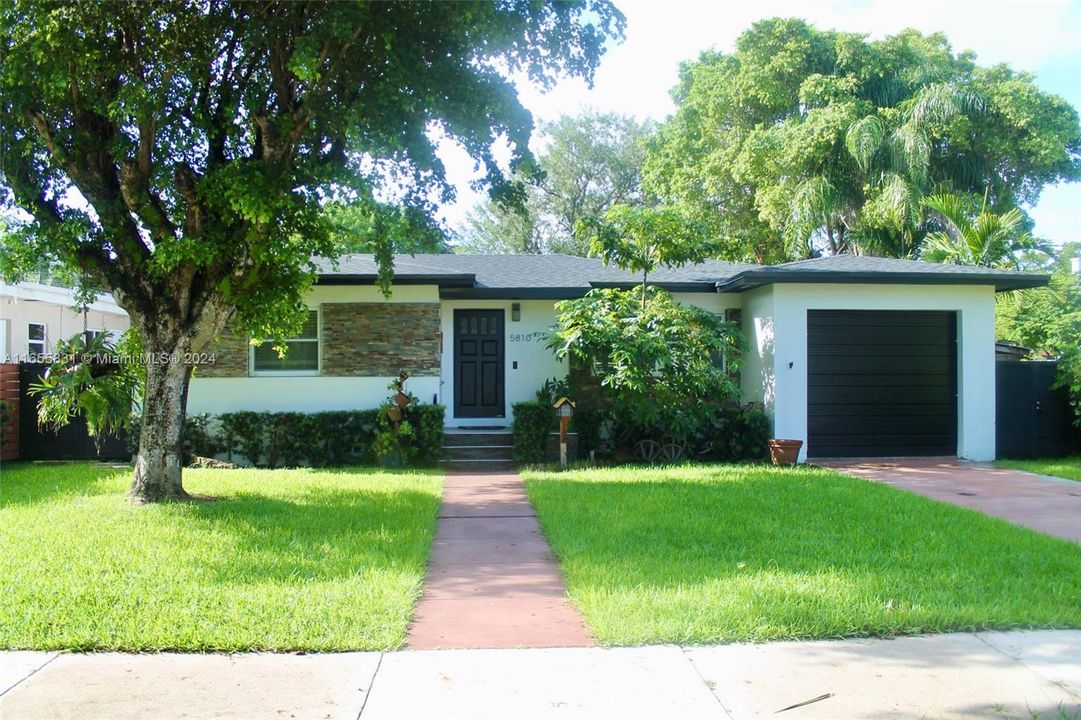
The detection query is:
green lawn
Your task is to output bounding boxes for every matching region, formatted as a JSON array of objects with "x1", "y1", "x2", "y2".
[
  {"x1": 0, "y1": 462, "x2": 441, "y2": 652},
  {"x1": 523, "y1": 464, "x2": 1081, "y2": 646},
  {"x1": 996, "y1": 456, "x2": 1081, "y2": 482}
]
